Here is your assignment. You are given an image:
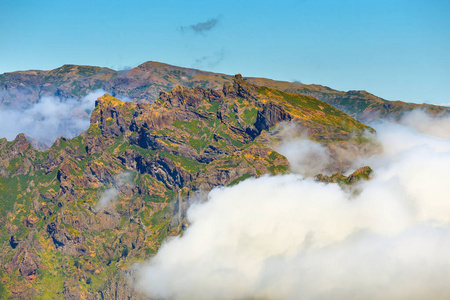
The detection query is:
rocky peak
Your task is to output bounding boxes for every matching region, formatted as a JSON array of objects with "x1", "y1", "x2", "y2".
[
  {"x1": 164, "y1": 85, "x2": 208, "y2": 108},
  {"x1": 232, "y1": 74, "x2": 259, "y2": 101},
  {"x1": 234, "y1": 73, "x2": 244, "y2": 81},
  {"x1": 0, "y1": 133, "x2": 36, "y2": 177},
  {"x1": 315, "y1": 166, "x2": 373, "y2": 185},
  {"x1": 136, "y1": 61, "x2": 173, "y2": 71},
  {"x1": 94, "y1": 93, "x2": 124, "y2": 107},
  {"x1": 1, "y1": 133, "x2": 32, "y2": 163},
  {"x1": 0, "y1": 134, "x2": 30, "y2": 153},
  {"x1": 13, "y1": 133, "x2": 30, "y2": 149}
]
